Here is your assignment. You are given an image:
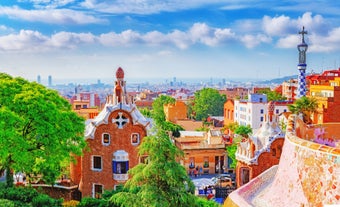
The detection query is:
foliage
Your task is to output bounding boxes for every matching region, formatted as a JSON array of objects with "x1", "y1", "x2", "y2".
[
  {"x1": 0, "y1": 73, "x2": 86, "y2": 185},
  {"x1": 31, "y1": 193, "x2": 63, "y2": 207},
  {"x1": 234, "y1": 125, "x2": 252, "y2": 138},
  {"x1": 257, "y1": 88, "x2": 286, "y2": 101},
  {"x1": 151, "y1": 95, "x2": 183, "y2": 136},
  {"x1": 226, "y1": 144, "x2": 238, "y2": 169},
  {"x1": 192, "y1": 88, "x2": 226, "y2": 121},
  {"x1": 77, "y1": 197, "x2": 112, "y2": 207},
  {"x1": 288, "y1": 96, "x2": 318, "y2": 123},
  {"x1": 0, "y1": 199, "x2": 15, "y2": 207},
  {"x1": 0, "y1": 184, "x2": 61, "y2": 207},
  {"x1": 110, "y1": 126, "x2": 217, "y2": 207},
  {"x1": 151, "y1": 95, "x2": 175, "y2": 124},
  {"x1": 223, "y1": 122, "x2": 239, "y2": 133},
  {"x1": 139, "y1": 108, "x2": 152, "y2": 118}
]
